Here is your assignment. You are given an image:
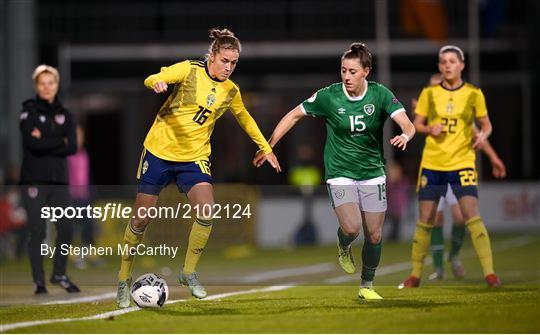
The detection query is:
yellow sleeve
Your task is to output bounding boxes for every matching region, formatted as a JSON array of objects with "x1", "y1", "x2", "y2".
[
  {"x1": 230, "y1": 89, "x2": 273, "y2": 154},
  {"x1": 475, "y1": 88, "x2": 488, "y2": 118},
  {"x1": 144, "y1": 60, "x2": 190, "y2": 89},
  {"x1": 414, "y1": 87, "x2": 429, "y2": 117}
]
